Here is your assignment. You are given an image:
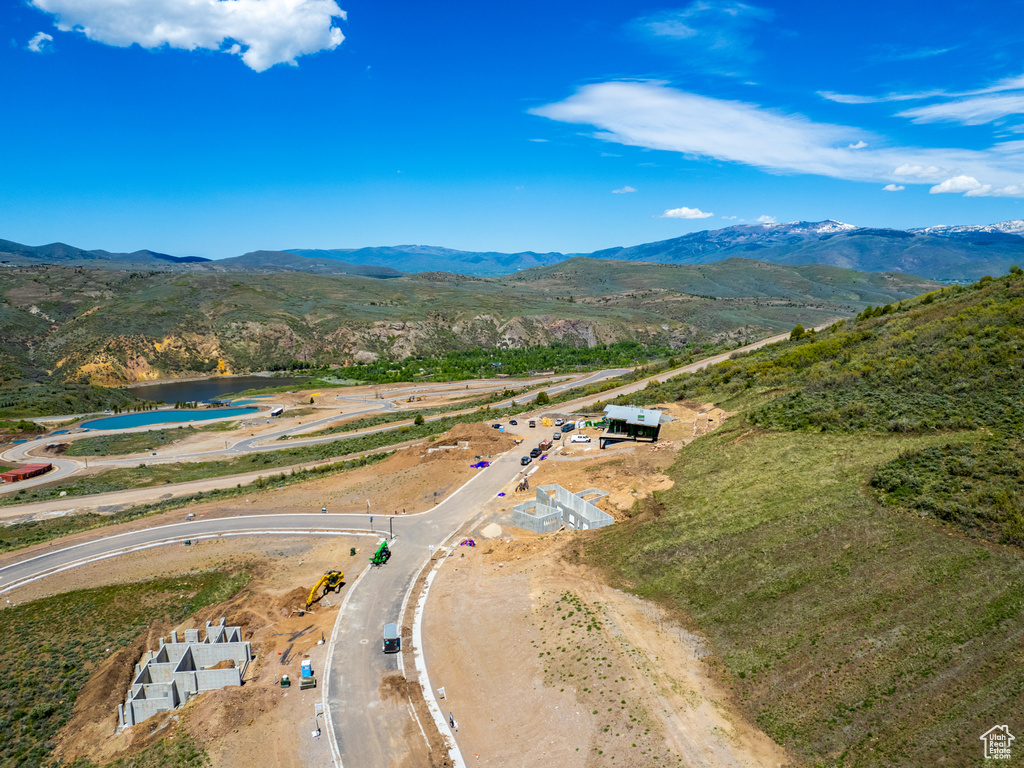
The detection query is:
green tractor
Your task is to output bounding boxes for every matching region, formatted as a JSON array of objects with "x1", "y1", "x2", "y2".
[{"x1": 370, "y1": 540, "x2": 391, "y2": 566}]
